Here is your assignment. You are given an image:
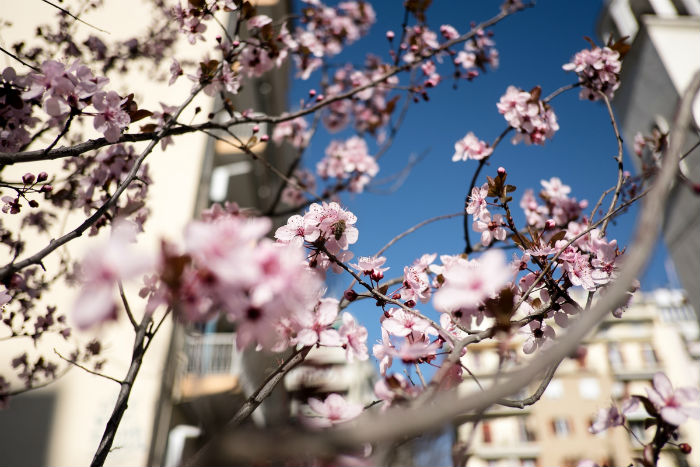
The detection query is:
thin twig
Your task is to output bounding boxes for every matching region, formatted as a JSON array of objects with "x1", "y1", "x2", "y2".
[
  {"x1": 38, "y1": 0, "x2": 109, "y2": 33},
  {"x1": 54, "y1": 350, "x2": 122, "y2": 385},
  {"x1": 598, "y1": 92, "x2": 625, "y2": 236},
  {"x1": 0, "y1": 45, "x2": 39, "y2": 72},
  {"x1": 118, "y1": 280, "x2": 138, "y2": 331},
  {"x1": 318, "y1": 244, "x2": 454, "y2": 345}
]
